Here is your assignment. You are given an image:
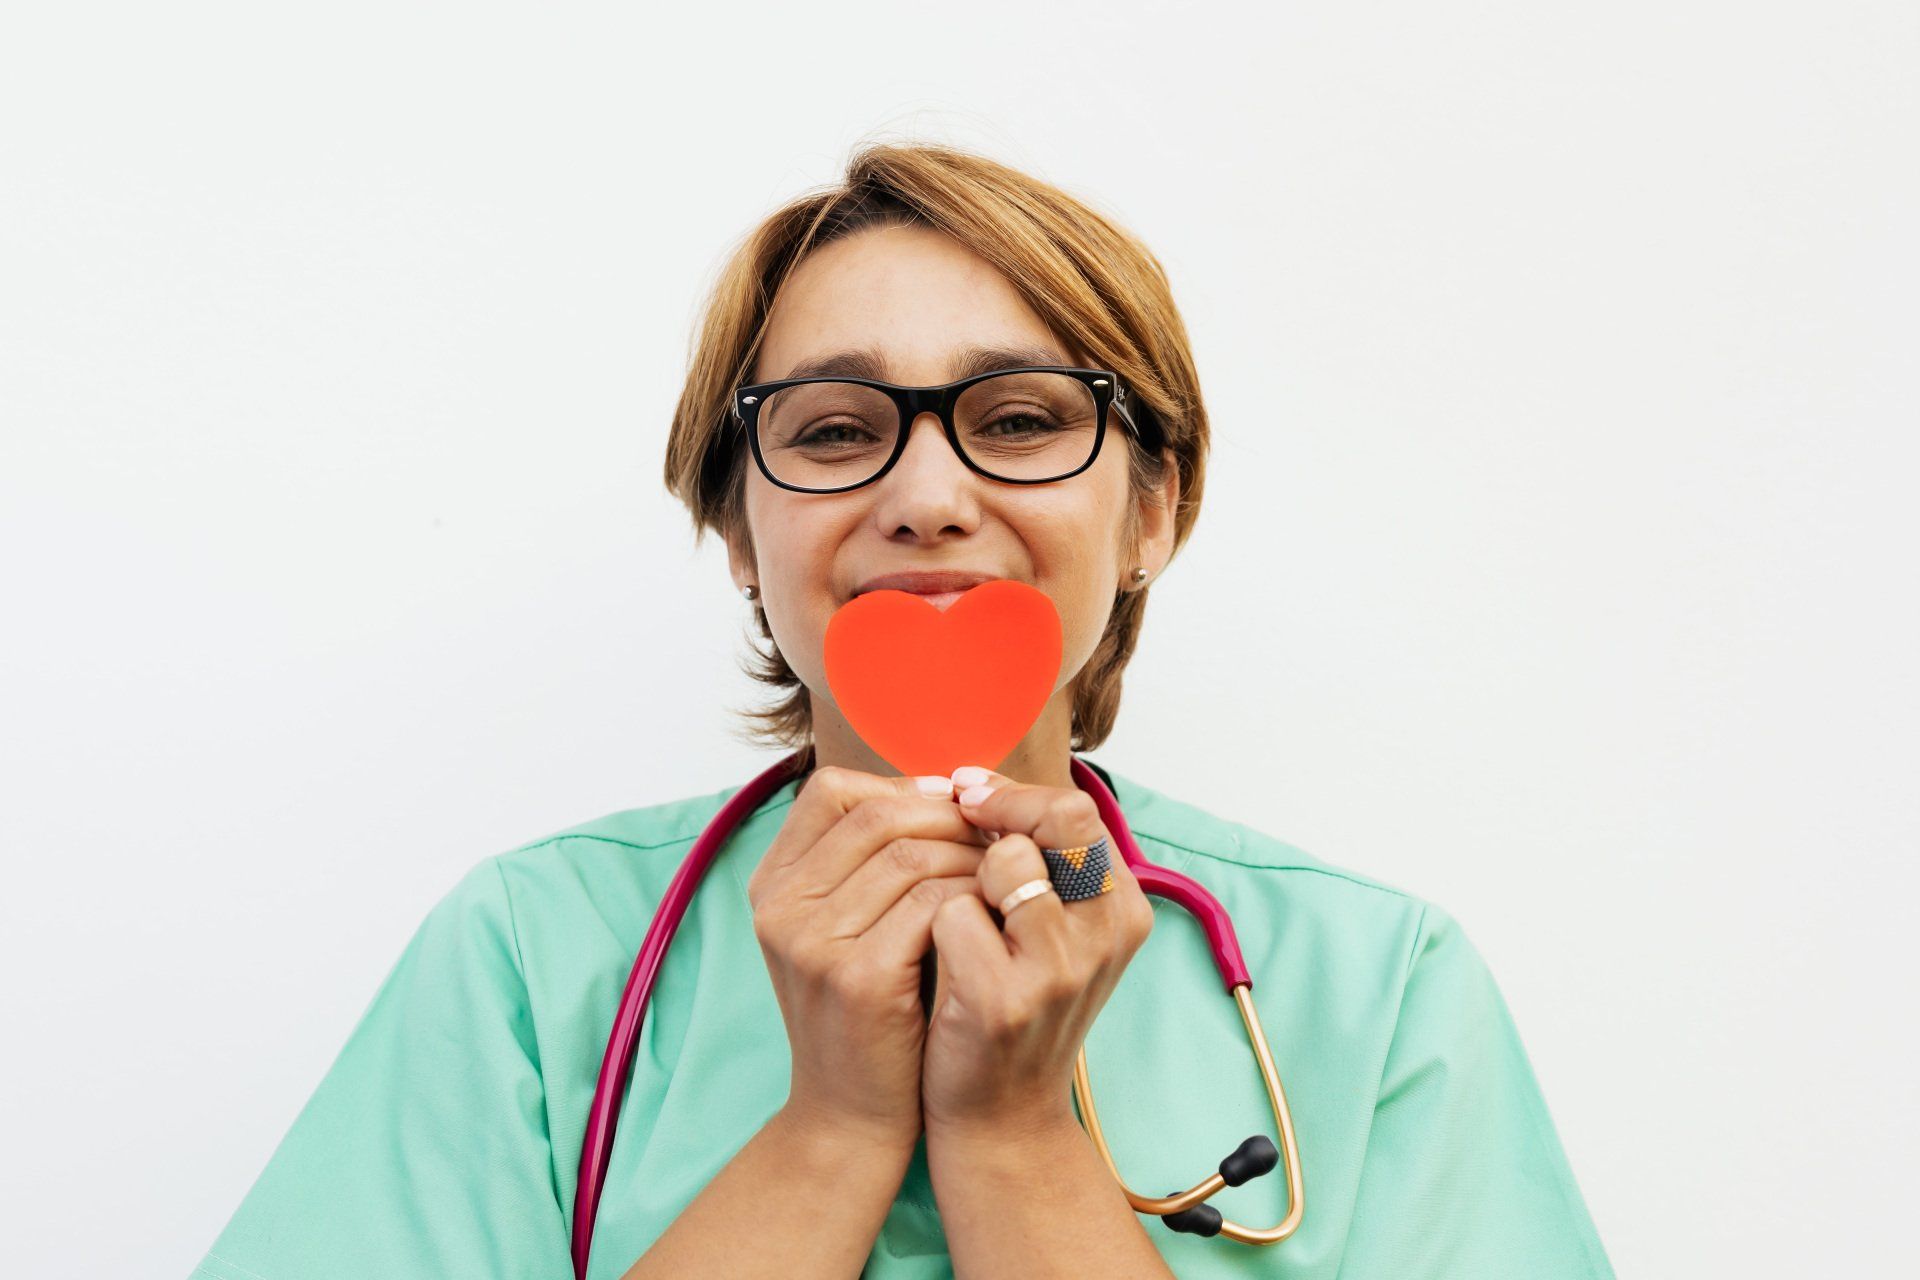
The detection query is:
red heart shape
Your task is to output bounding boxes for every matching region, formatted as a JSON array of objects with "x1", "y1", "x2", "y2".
[{"x1": 823, "y1": 579, "x2": 1064, "y2": 779}]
